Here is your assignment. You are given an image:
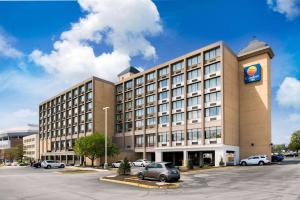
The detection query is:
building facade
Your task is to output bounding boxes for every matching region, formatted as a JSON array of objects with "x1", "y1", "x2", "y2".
[
  {"x1": 38, "y1": 39, "x2": 273, "y2": 167},
  {"x1": 0, "y1": 124, "x2": 38, "y2": 162},
  {"x1": 23, "y1": 133, "x2": 39, "y2": 161},
  {"x1": 39, "y1": 77, "x2": 115, "y2": 165},
  {"x1": 113, "y1": 40, "x2": 273, "y2": 166}
]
